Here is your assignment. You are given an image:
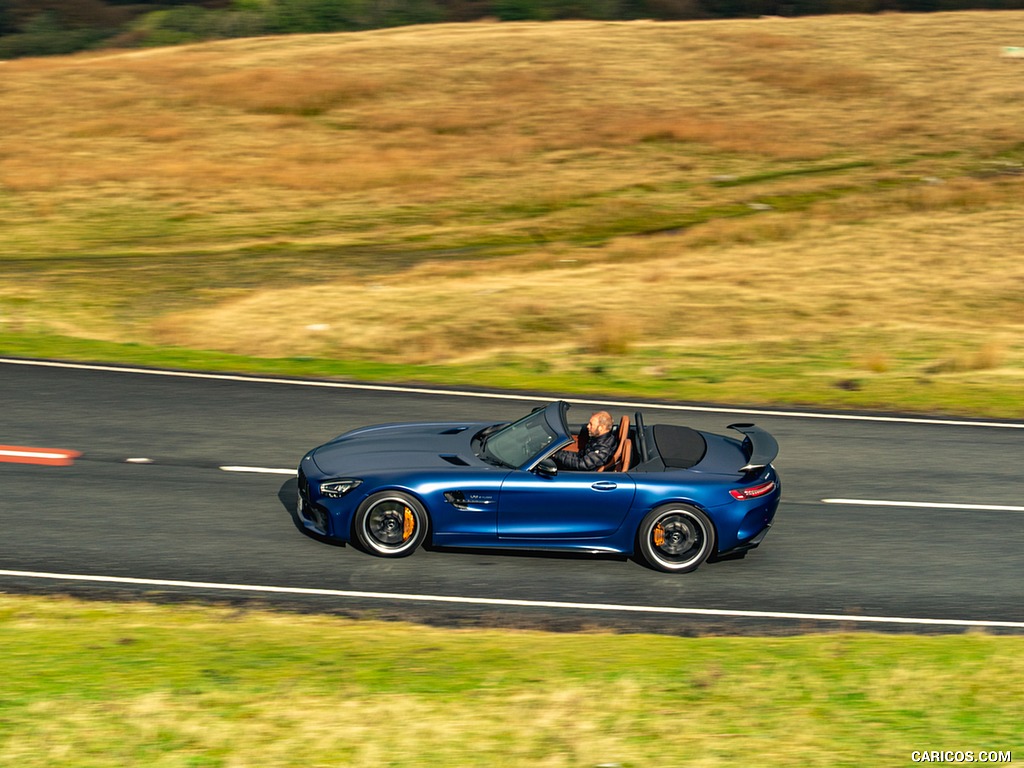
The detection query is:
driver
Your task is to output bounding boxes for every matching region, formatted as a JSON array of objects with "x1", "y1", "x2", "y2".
[{"x1": 552, "y1": 410, "x2": 615, "y2": 471}]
